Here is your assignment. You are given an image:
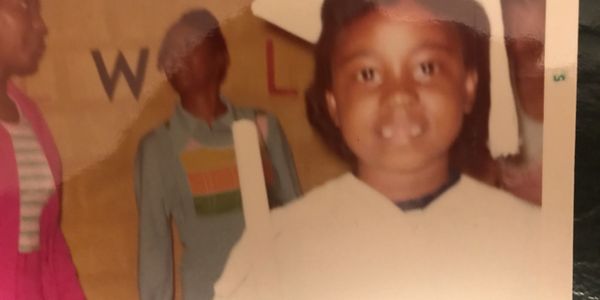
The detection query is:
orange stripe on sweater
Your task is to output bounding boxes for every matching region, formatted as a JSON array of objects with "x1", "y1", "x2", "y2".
[{"x1": 187, "y1": 167, "x2": 240, "y2": 195}]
